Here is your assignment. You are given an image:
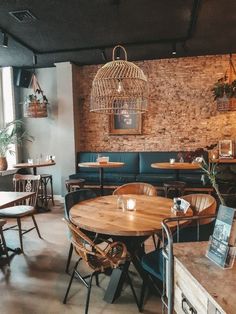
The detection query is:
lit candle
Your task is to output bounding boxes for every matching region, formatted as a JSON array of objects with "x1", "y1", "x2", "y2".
[{"x1": 126, "y1": 198, "x2": 136, "y2": 211}]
